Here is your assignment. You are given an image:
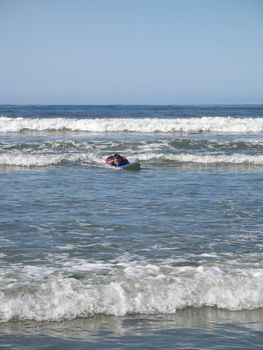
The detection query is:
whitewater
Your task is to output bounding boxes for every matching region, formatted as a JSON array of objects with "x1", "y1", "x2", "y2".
[{"x1": 1, "y1": 116, "x2": 263, "y2": 133}]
